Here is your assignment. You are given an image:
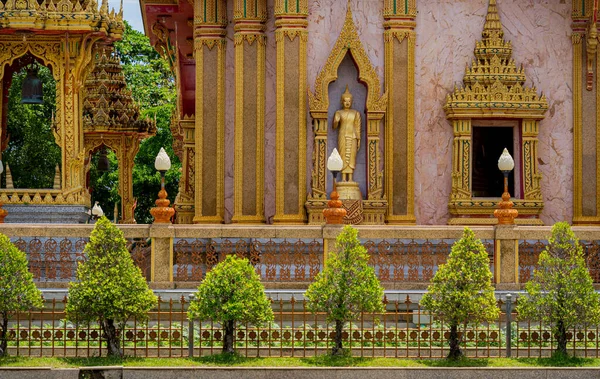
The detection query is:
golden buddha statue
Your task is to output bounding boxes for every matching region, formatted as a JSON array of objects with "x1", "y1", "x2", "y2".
[
  {"x1": 333, "y1": 85, "x2": 361, "y2": 182},
  {"x1": 332, "y1": 85, "x2": 362, "y2": 200}
]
